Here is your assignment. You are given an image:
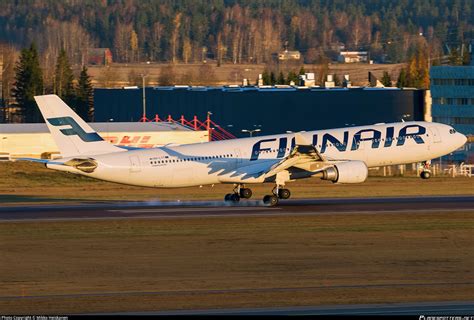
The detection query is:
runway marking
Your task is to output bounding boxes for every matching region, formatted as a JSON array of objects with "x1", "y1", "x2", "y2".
[
  {"x1": 0, "y1": 282, "x2": 472, "y2": 300},
  {"x1": 0, "y1": 207, "x2": 473, "y2": 223},
  {"x1": 108, "y1": 207, "x2": 281, "y2": 214}
]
